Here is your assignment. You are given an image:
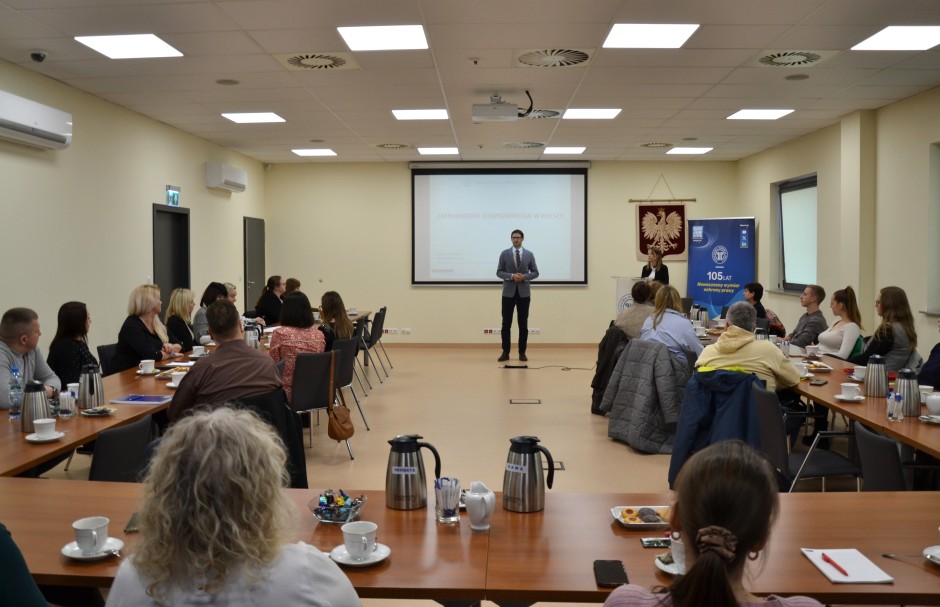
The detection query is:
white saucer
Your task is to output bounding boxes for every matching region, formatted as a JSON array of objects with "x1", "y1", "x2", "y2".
[
  {"x1": 166, "y1": 382, "x2": 179, "y2": 389},
  {"x1": 25, "y1": 431, "x2": 65, "y2": 443},
  {"x1": 799, "y1": 373, "x2": 815, "y2": 380},
  {"x1": 835, "y1": 394, "x2": 865, "y2": 402},
  {"x1": 136, "y1": 369, "x2": 158, "y2": 376},
  {"x1": 920, "y1": 415, "x2": 940, "y2": 425},
  {"x1": 62, "y1": 537, "x2": 124, "y2": 561},
  {"x1": 188, "y1": 354, "x2": 208, "y2": 360},
  {"x1": 847, "y1": 374, "x2": 864, "y2": 382},
  {"x1": 654, "y1": 555, "x2": 679, "y2": 576},
  {"x1": 329, "y1": 543, "x2": 391, "y2": 567},
  {"x1": 923, "y1": 546, "x2": 940, "y2": 565}
]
